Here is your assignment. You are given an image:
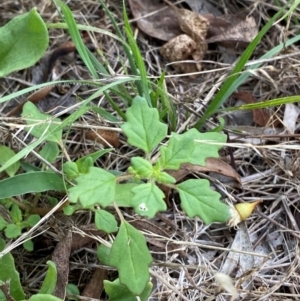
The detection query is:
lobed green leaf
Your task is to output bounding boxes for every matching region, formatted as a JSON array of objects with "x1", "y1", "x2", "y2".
[
  {"x1": 130, "y1": 157, "x2": 154, "y2": 178},
  {"x1": 177, "y1": 179, "x2": 230, "y2": 224},
  {"x1": 121, "y1": 96, "x2": 167, "y2": 154},
  {"x1": 68, "y1": 167, "x2": 116, "y2": 208},
  {"x1": 5, "y1": 224, "x2": 22, "y2": 239},
  {"x1": 181, "y1": 129, "x2": 226, "y2": 166},
  {"x1": 159, "y1": 134, "x2": 194, "y2": 170}
]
